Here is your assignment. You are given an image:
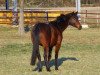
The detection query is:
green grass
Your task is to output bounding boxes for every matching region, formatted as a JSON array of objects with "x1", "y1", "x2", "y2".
[{"x1": 0, "y1": 26, "x2": 100, "y2": 75}]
